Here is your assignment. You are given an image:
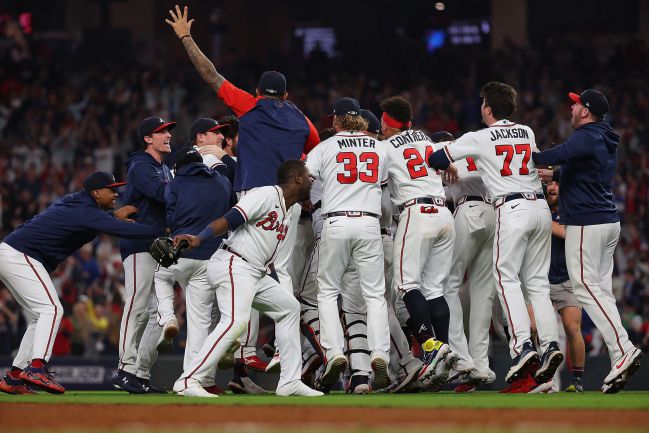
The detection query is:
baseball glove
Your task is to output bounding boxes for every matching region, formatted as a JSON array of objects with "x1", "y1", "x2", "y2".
[{"x1": 149, "y1": 237, "x2": 189, "y2": 268}]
